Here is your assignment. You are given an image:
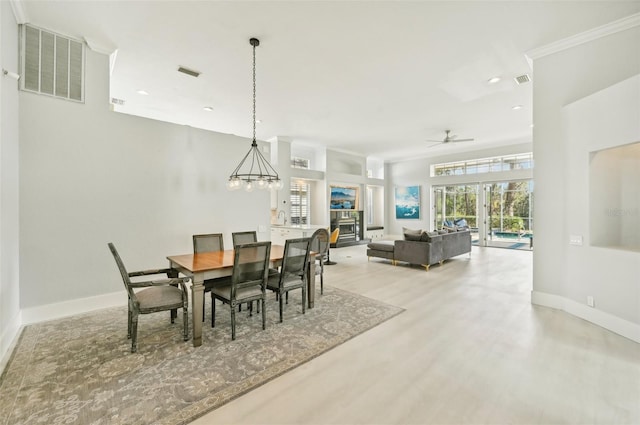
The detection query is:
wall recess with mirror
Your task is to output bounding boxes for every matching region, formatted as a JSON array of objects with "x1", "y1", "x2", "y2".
[{"x1": 589, "y1": 141, "x2": 640, "y2": 252}]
